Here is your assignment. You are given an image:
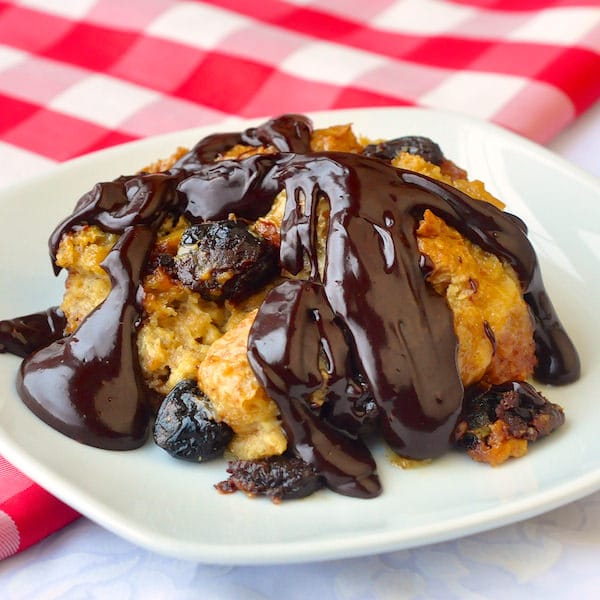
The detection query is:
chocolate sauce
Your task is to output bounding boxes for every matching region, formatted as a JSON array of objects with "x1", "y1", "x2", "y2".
[
  {"x1": 0, "y1": 307, "x2": 66, "y2": 357},
  {"x1": 177, "y1": 155, "x2": 281, "y2": 223},
  {"x1": 483, "y1": 320, "x2": 496, "y2": 355},
  {"x1": 173, "y1": 114, "x2": 312, "y2": 170},
  {"x1": 250, "y1": 155, "x2": 465, "y2": 476},
  {"x1": 247, "y1": 280, "x2": 380, "y2": 497},
  {"x1": 18, "y1": 226, "x2": 153, "y2": 450},
  {"x1": 1, "y1": 115, "x2": 580, "y2": 498},
  {"x1": 525, "y1": 270, "x2": 580, "y2": 385},
  {"x1": 49, "y1": 172, "x2": 183, "y2": 268}
]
